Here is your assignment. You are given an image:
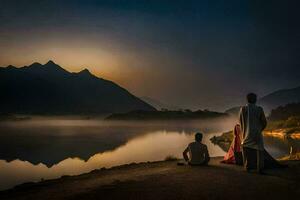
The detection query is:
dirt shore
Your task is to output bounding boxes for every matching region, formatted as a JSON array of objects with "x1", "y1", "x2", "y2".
[{"x1": 0, "y1": 157, "x2": 299, "y2": 200}]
